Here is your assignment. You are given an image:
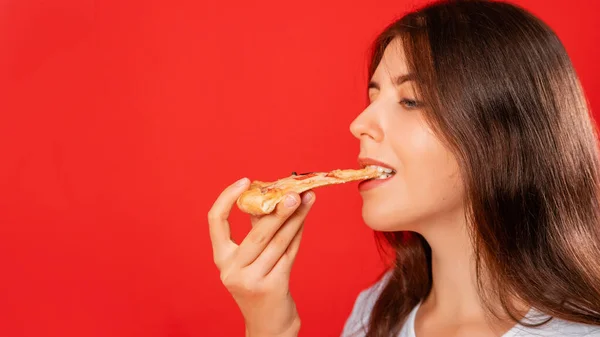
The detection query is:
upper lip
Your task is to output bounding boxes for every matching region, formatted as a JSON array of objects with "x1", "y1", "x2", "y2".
[{"x1": 358, "y1": 157, "x2": 396, "y2": 171}]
